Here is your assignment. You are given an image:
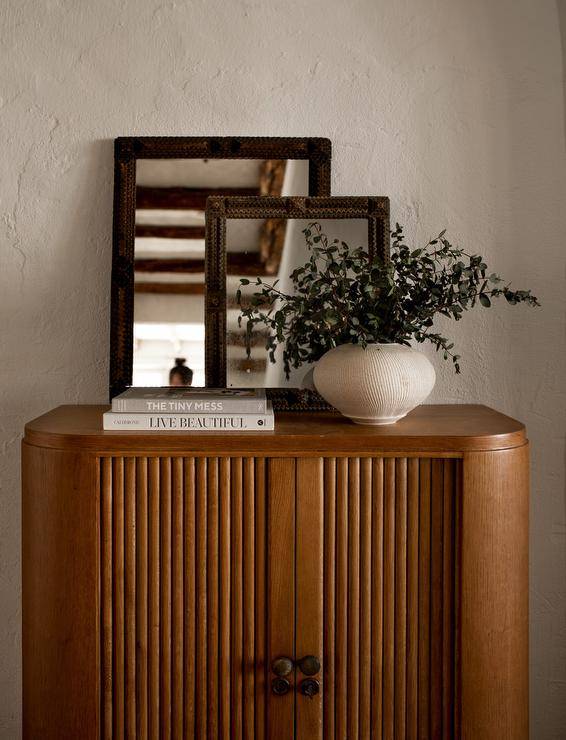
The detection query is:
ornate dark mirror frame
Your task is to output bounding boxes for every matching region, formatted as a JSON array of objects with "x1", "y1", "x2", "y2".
[
  {"x1": 109, "y1": 136, "x2": 332, "y2": 399},
  {"x1": 205, "y1": 195, "x2": 390, "y2": 410}
]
